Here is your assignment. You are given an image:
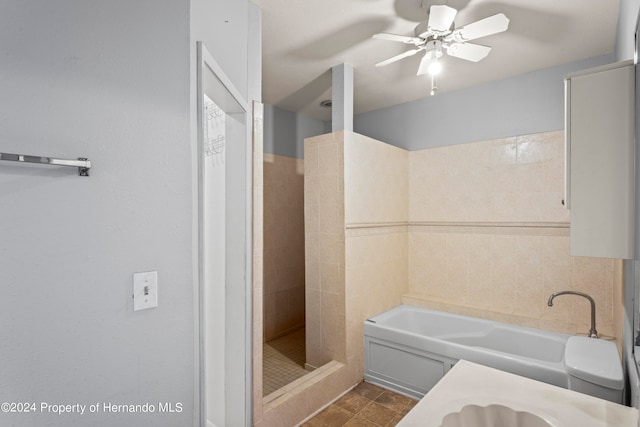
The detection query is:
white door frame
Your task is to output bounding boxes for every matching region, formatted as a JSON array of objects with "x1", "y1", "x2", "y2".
[{"x1": 196, "y1": 41, "x2": 252, "y2": 427}]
